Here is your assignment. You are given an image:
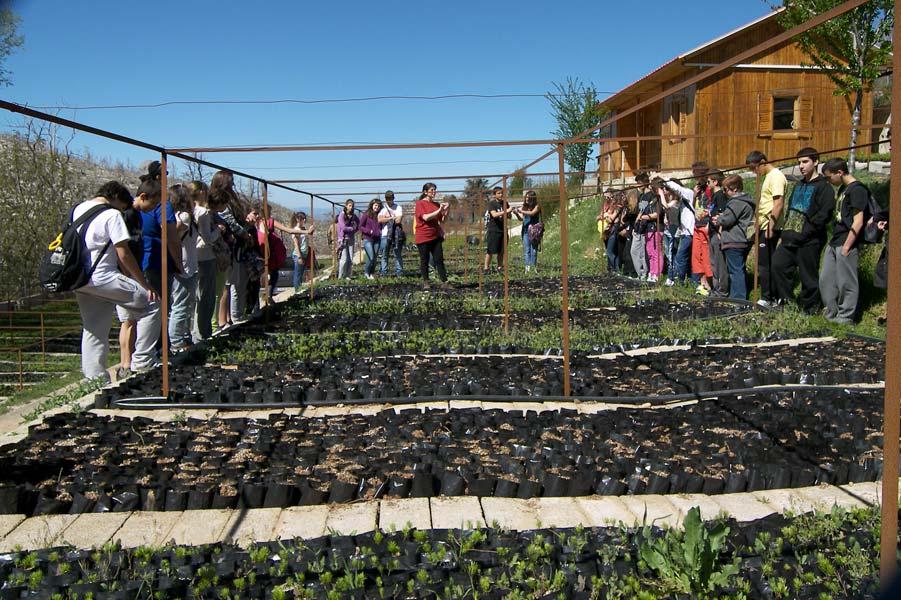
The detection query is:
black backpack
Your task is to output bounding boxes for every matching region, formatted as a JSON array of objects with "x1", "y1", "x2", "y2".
[{"x1": 39, "y1": 204, "x2": 115, "y2": 293}]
